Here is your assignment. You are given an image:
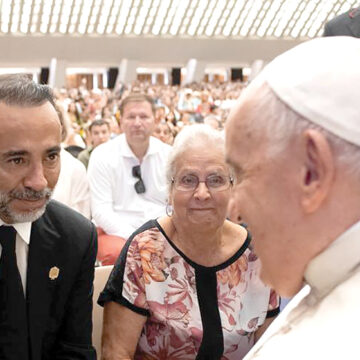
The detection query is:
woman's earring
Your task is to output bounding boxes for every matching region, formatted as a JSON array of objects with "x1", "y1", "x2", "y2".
[{"x1": 166, "y1": 202, "x2": 174, "y2": 217}]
